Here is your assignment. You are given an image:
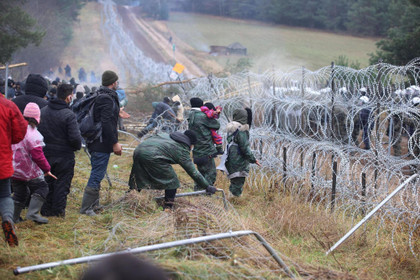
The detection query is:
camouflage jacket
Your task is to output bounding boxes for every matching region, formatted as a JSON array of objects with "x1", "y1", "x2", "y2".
[
  {"x1": 225, "y1": 121, "x2": 256, "y2": 179},
  {"x1": 187, "y1": 108, "x2": 220, "y2": 158},
  {"x1": 129, "y1": 133, "x2": 209, "y2": 190}
]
